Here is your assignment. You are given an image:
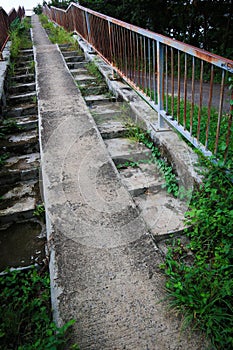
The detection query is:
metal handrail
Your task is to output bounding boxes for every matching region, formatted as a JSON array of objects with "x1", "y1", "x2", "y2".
[
  {"x1": 44, "y1": 2, "x2": 233, "y2": 161},
  {"x1": 0, "y1": 6, "x2": 25, "y2": 60}
]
